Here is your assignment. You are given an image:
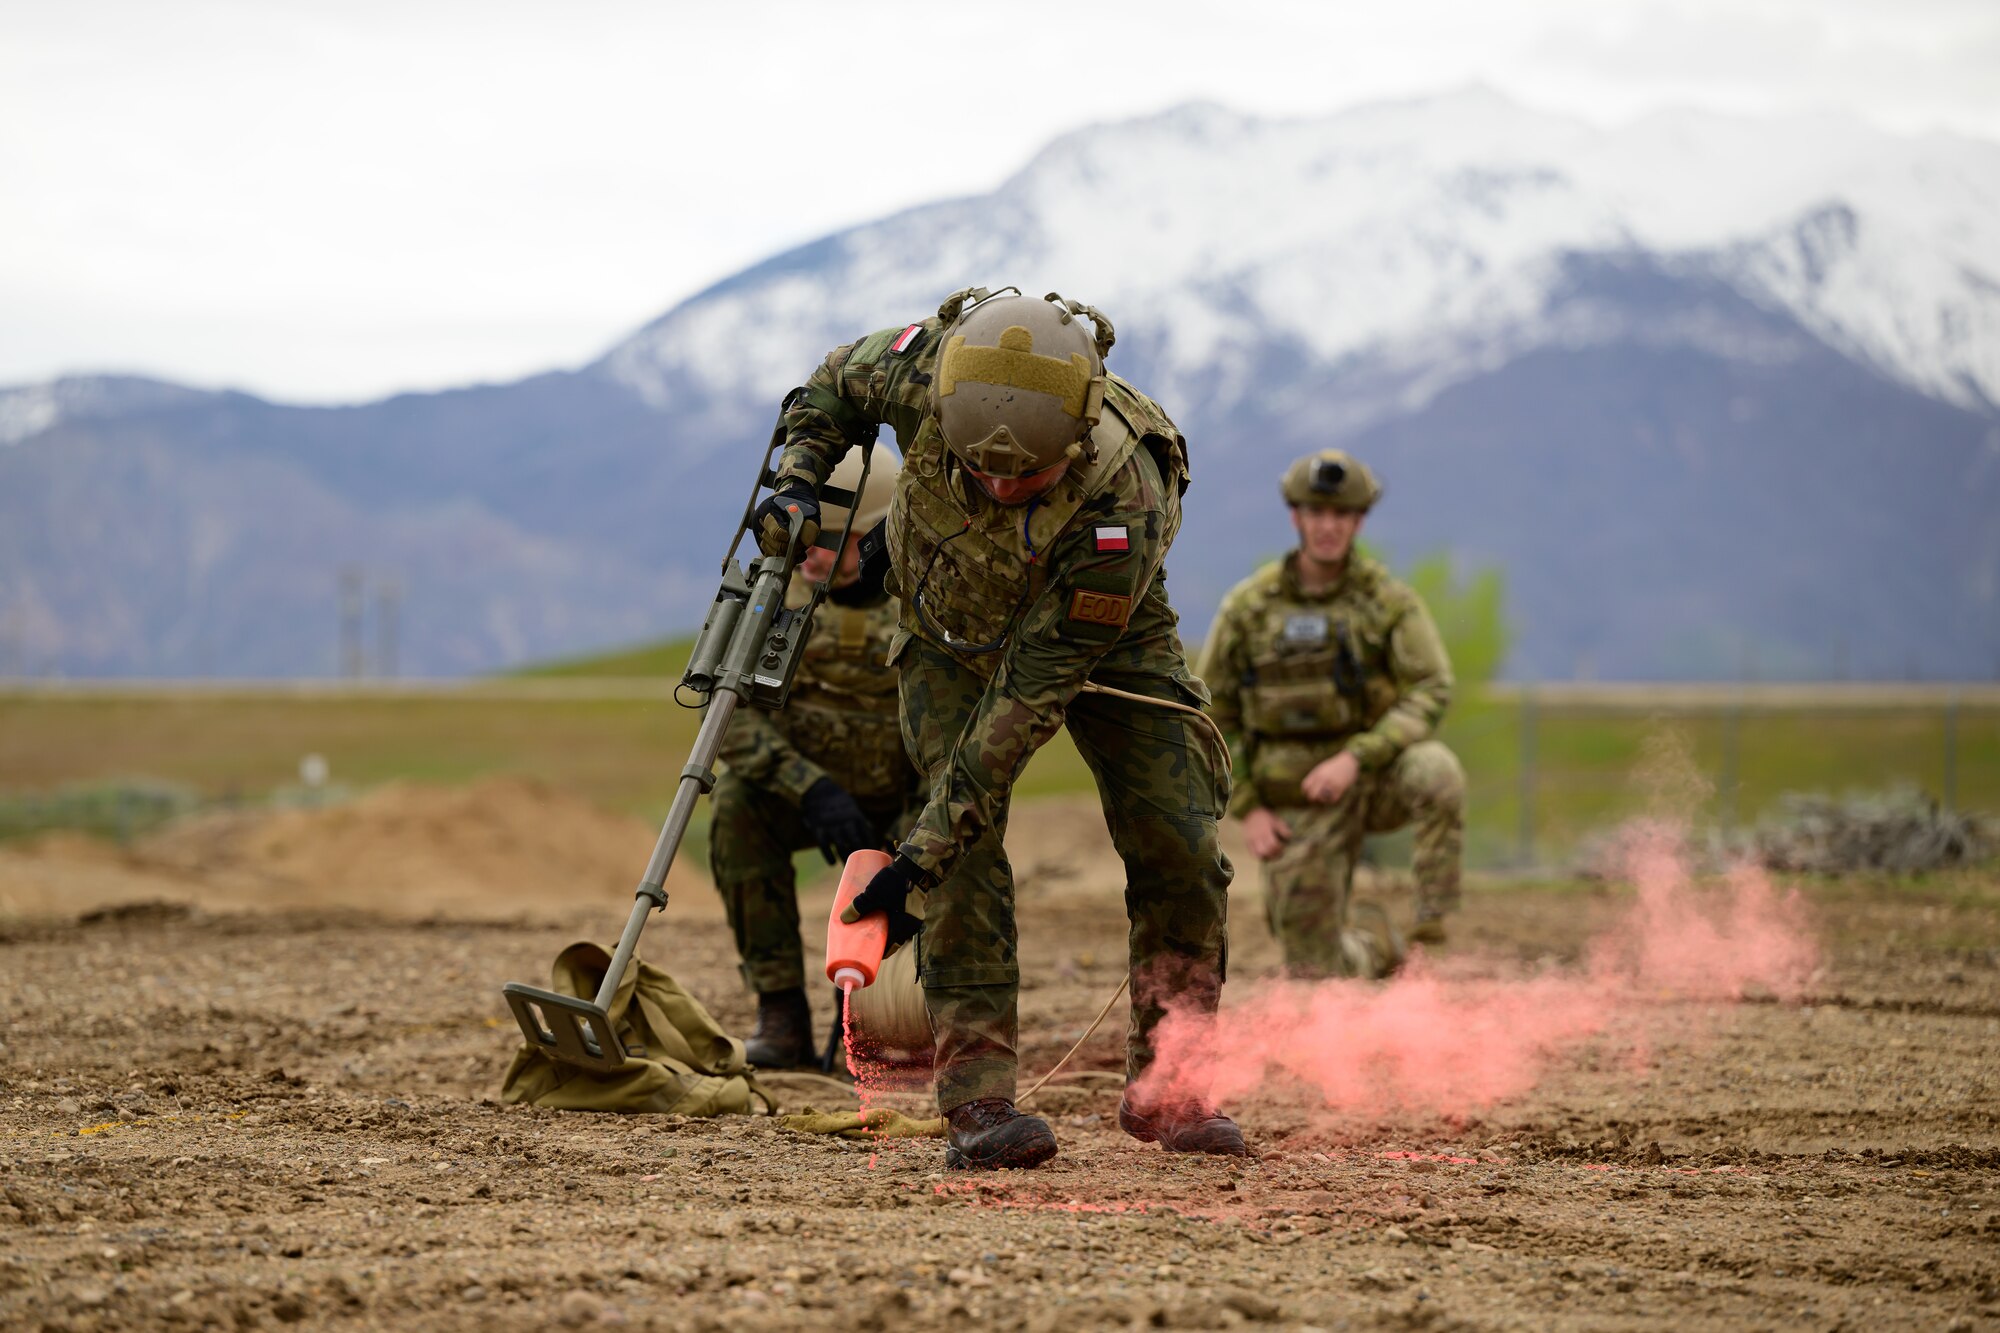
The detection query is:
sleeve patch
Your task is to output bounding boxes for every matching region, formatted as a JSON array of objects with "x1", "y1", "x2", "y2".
[
  {"x1": 1068, "y1": 587, "x2": 1132, "y2": 629},
  {"x1": 890, "y1": 324, "x2": 926, "y2": 355}
]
